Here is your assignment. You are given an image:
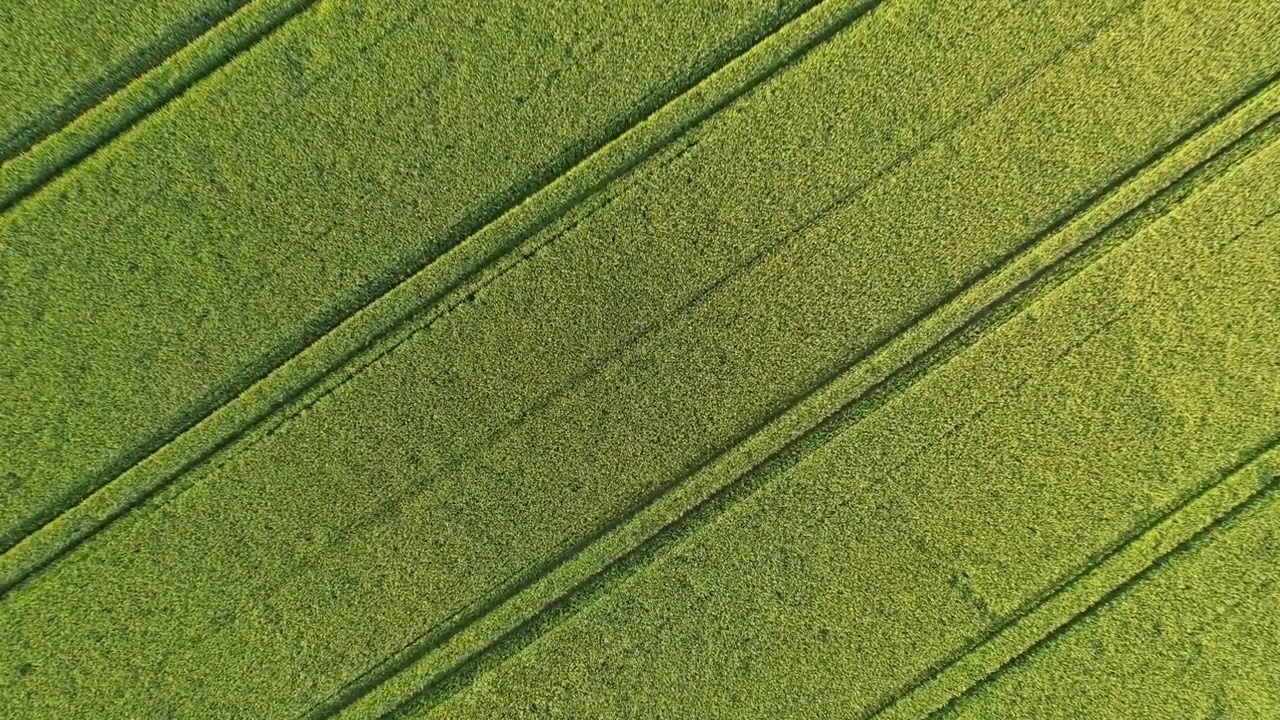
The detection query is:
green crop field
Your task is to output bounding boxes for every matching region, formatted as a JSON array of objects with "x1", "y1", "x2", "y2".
[
  {"x1": 1, "y1": 0, "x2": 1277, "y2": 718},
  {"x1": 0, "y1": 0, "x2": 246, "y2": 165}
]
